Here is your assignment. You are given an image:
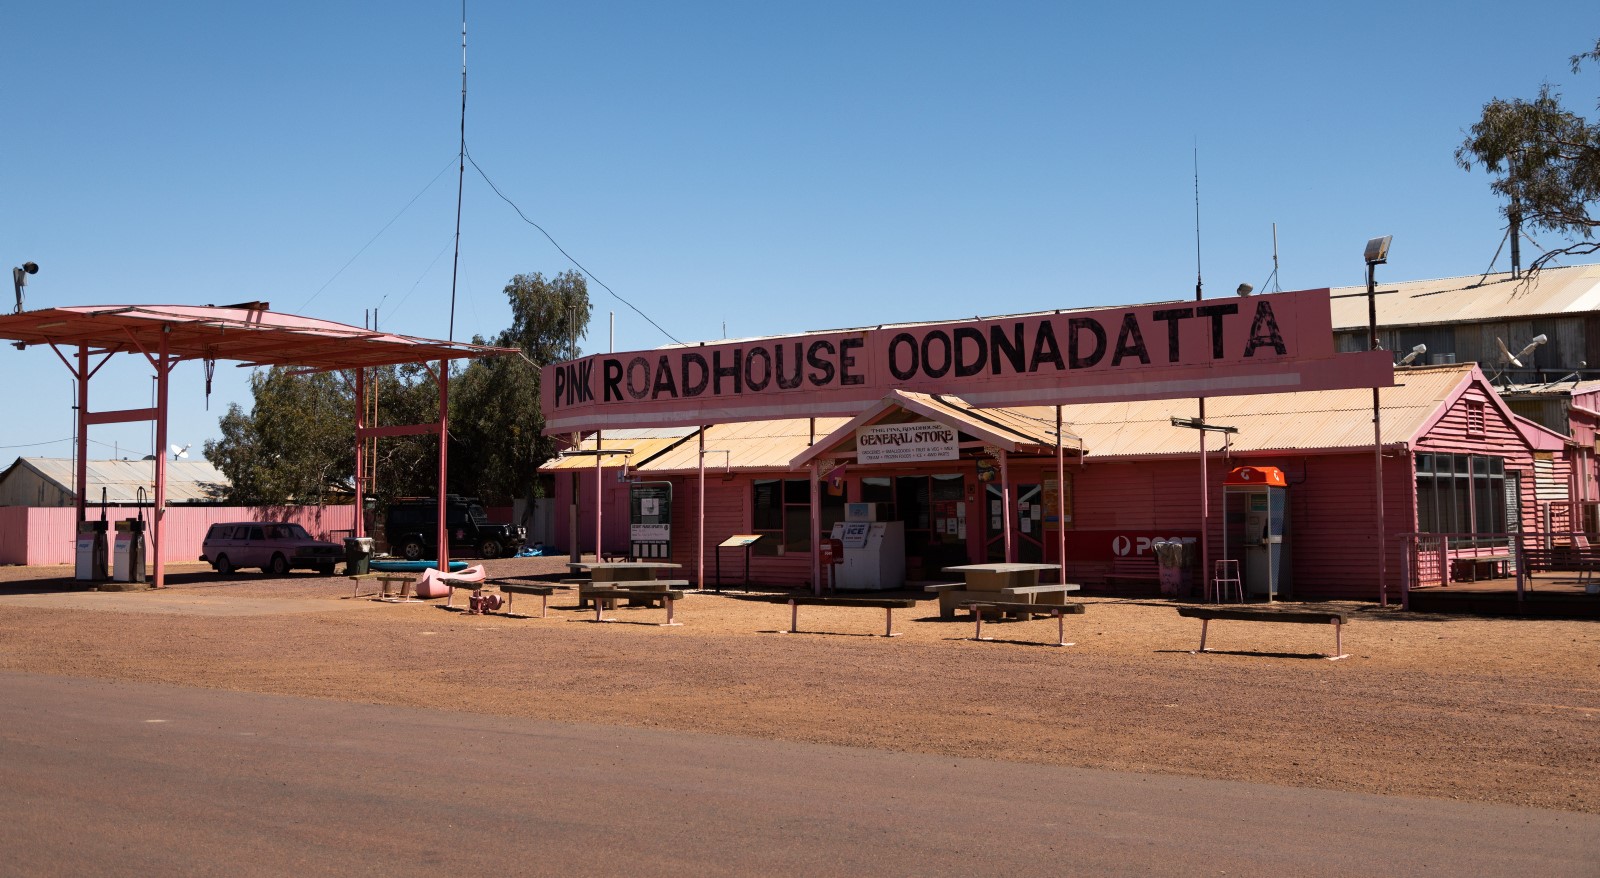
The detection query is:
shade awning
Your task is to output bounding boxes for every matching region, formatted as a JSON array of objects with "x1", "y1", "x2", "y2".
[{"x1": 0, "y1": 304, "x2": 517, "y2": 369}]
